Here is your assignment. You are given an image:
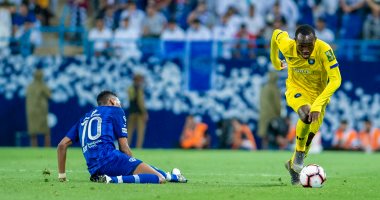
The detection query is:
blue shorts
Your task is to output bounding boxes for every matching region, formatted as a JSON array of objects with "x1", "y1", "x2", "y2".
[{"x1": 94, "y1": 150, "x2": 143, "y2": 176}]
